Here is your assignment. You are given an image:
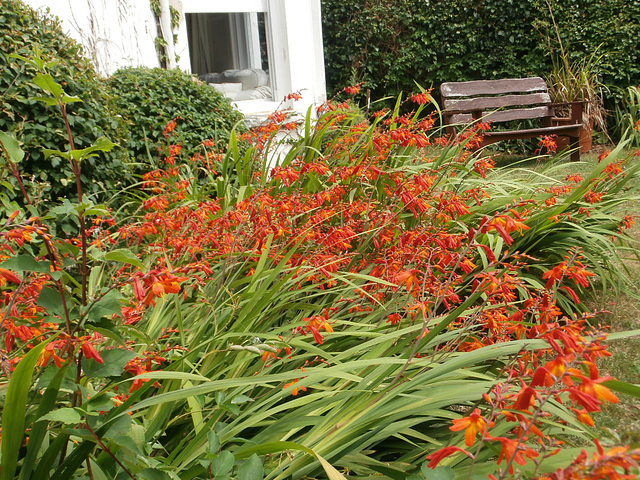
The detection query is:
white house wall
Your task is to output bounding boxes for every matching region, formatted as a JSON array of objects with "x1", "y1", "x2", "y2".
[
  {"x1": 22, "y1": 0, "x2": 161, "y2": 76},
  {"x1": 22, "y1": 0, "x2": 326, "y2": 116}
]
